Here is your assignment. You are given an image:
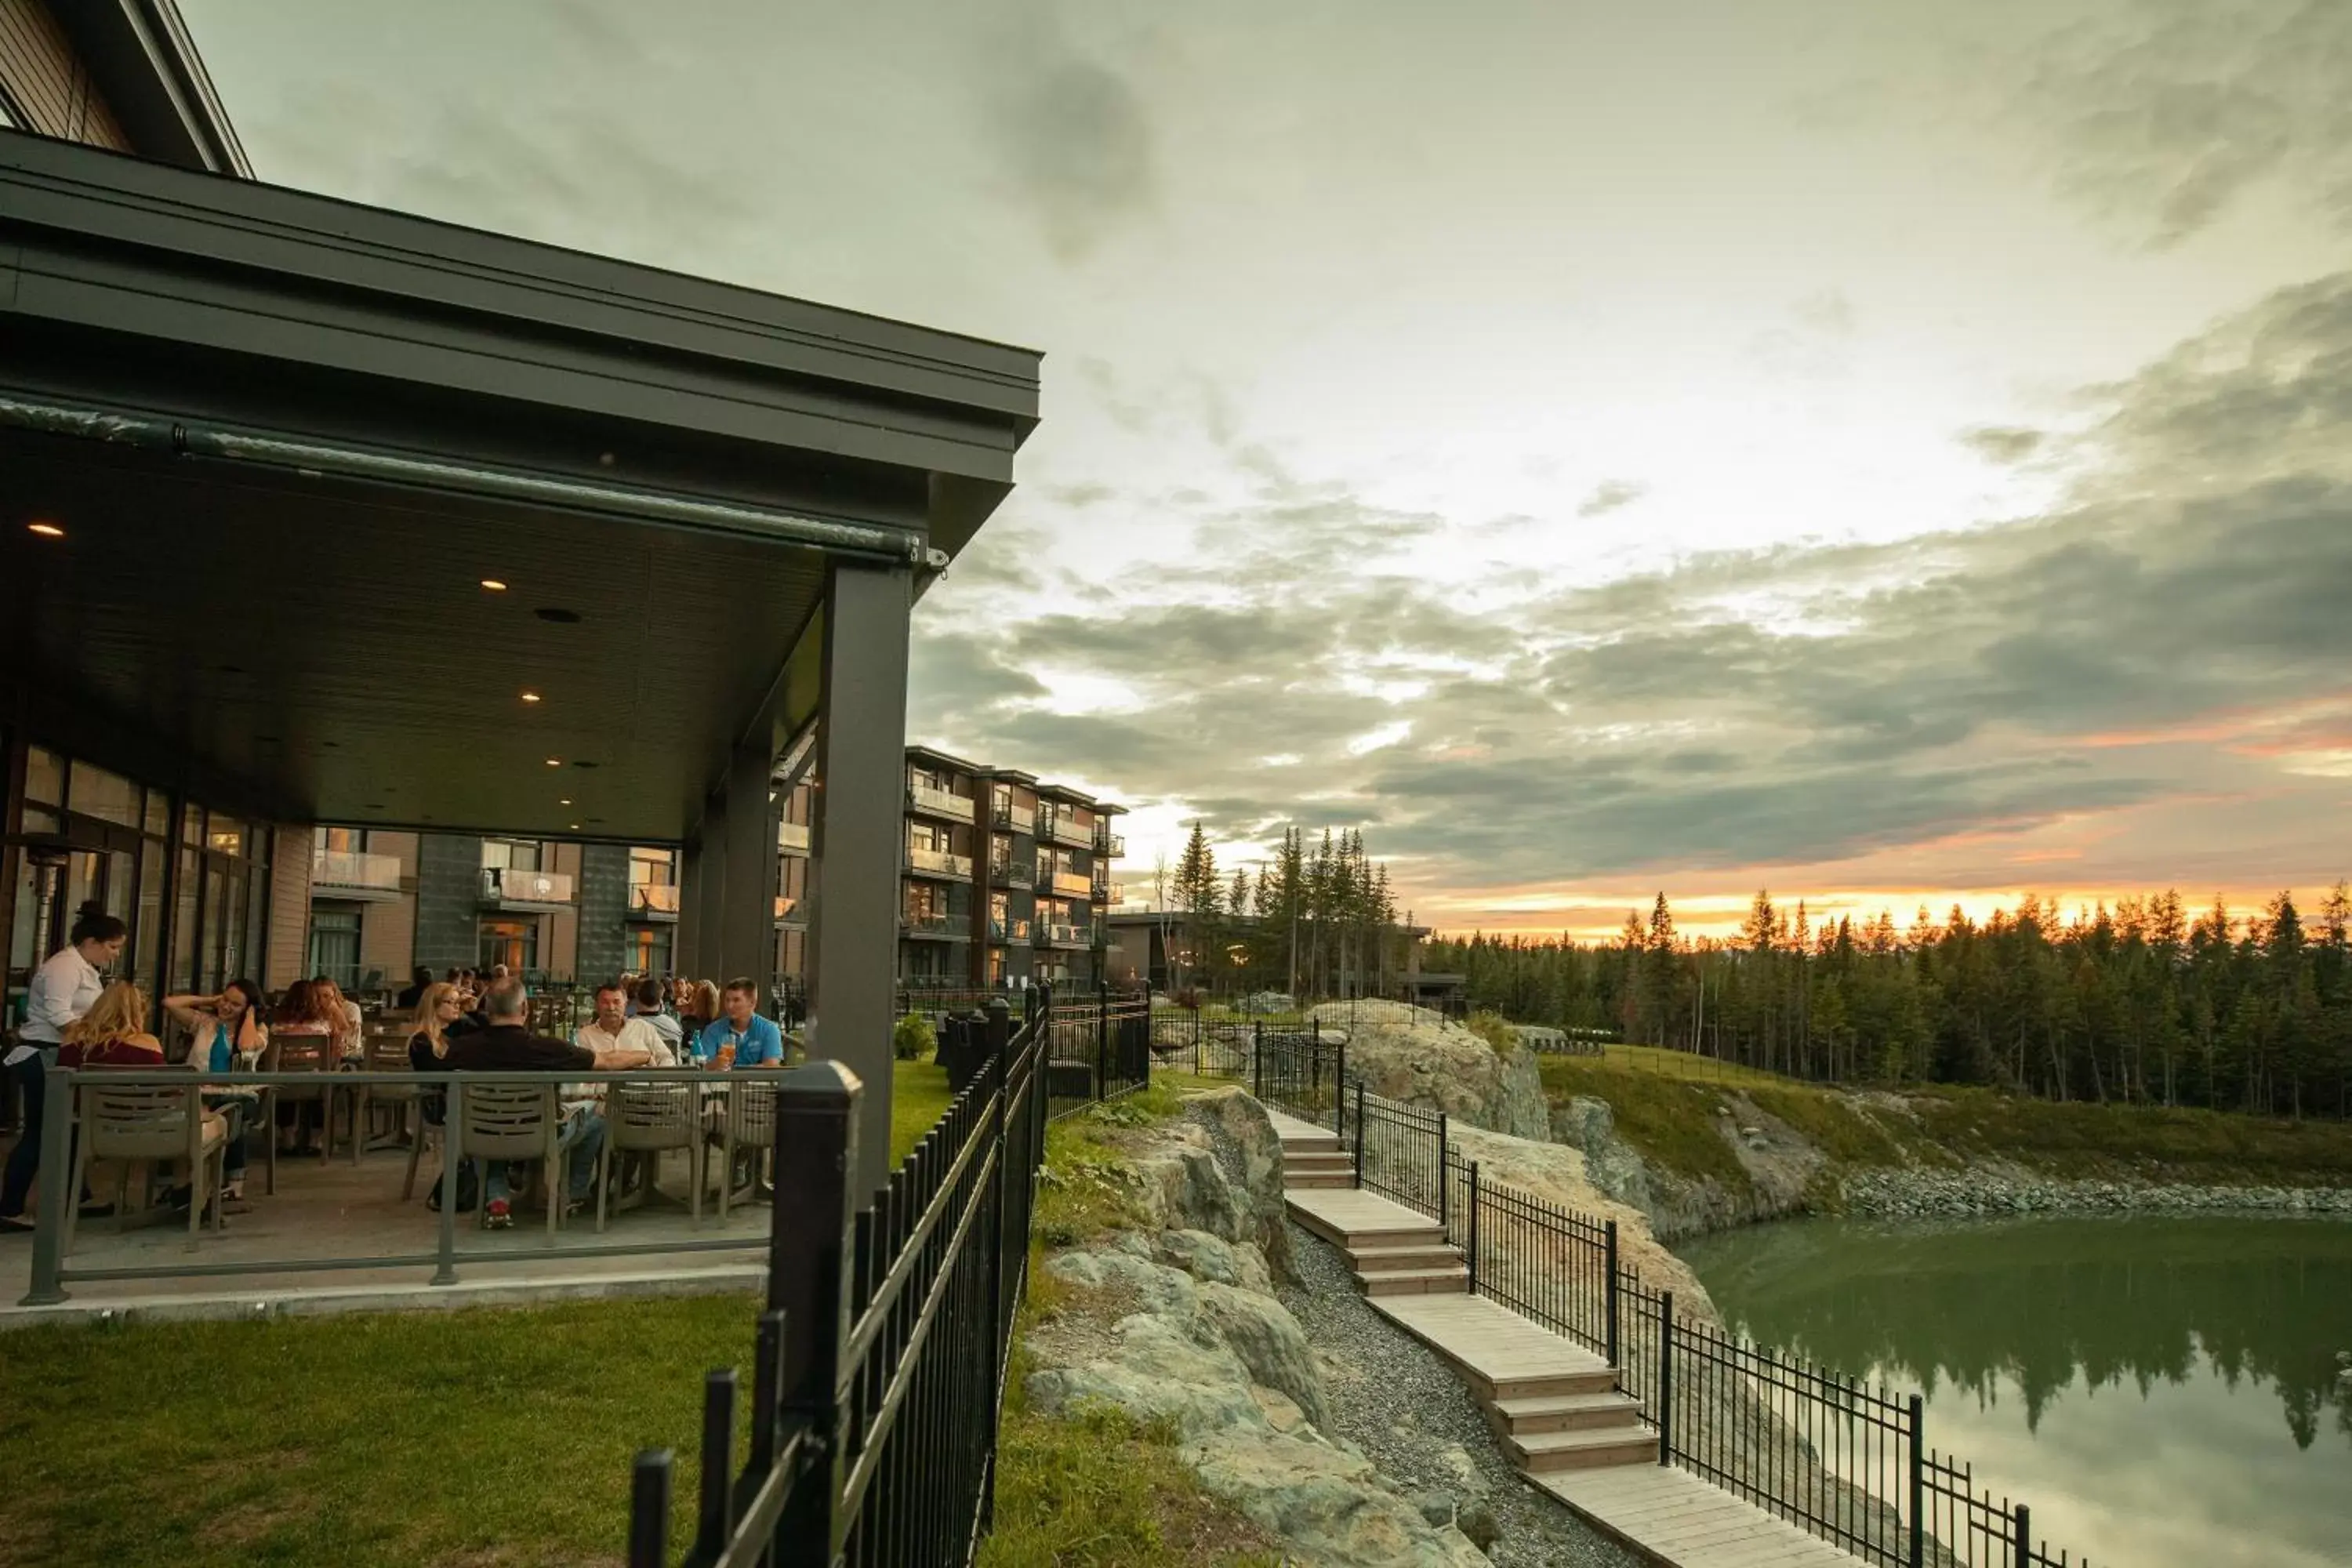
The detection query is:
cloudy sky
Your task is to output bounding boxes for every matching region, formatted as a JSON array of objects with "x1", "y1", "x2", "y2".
[{"x1": 185, "y1": 0, "x2": 2352, "y2": 936}]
